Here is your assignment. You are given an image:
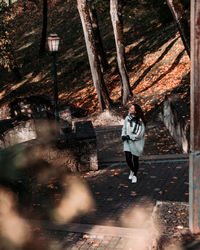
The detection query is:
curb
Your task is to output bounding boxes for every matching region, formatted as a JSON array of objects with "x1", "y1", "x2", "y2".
[
  {"x1": 30, "y1": 220, "x2": 151, "y2": 239},
  {"x1": 99, "y1": 154, "x2": 189, "y2": 165}
]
